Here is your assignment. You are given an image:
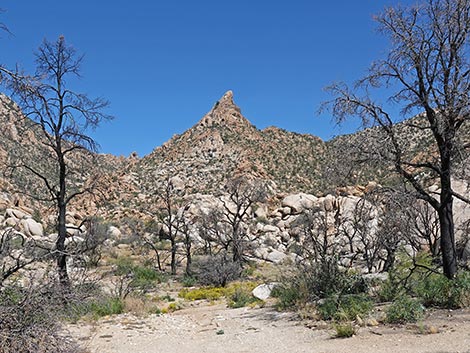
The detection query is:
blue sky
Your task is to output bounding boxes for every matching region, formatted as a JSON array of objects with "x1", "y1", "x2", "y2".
[{"x1": 1, "y1": 0, "x2": 414, "y2": 157}]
